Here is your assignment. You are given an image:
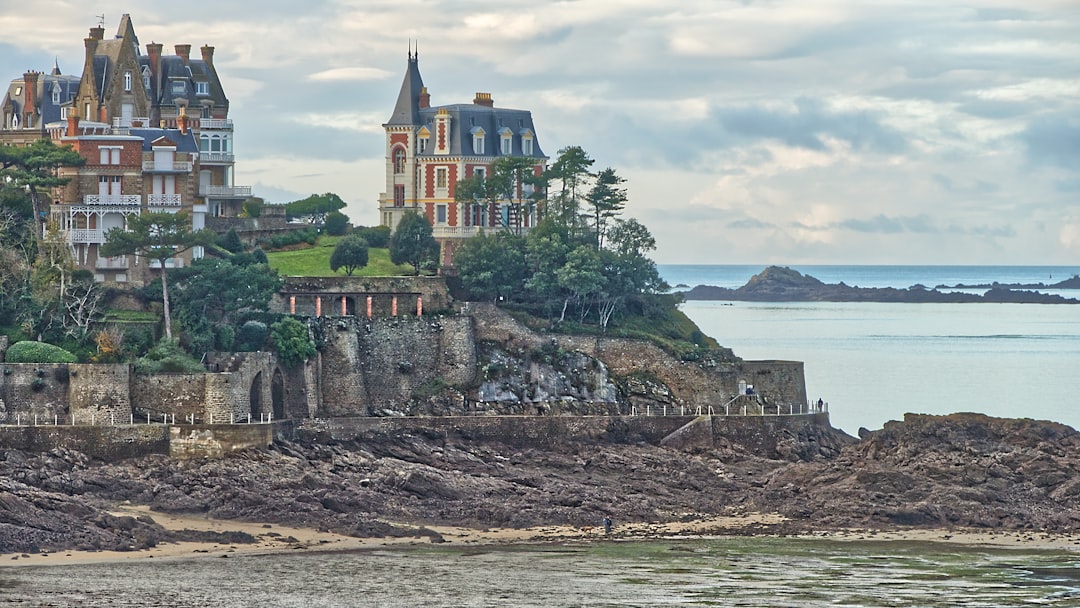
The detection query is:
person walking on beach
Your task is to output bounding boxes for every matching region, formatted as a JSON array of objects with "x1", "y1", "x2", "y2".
[{"x1": 603, "y1": 516, "x2": 613, "y2": 537}]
